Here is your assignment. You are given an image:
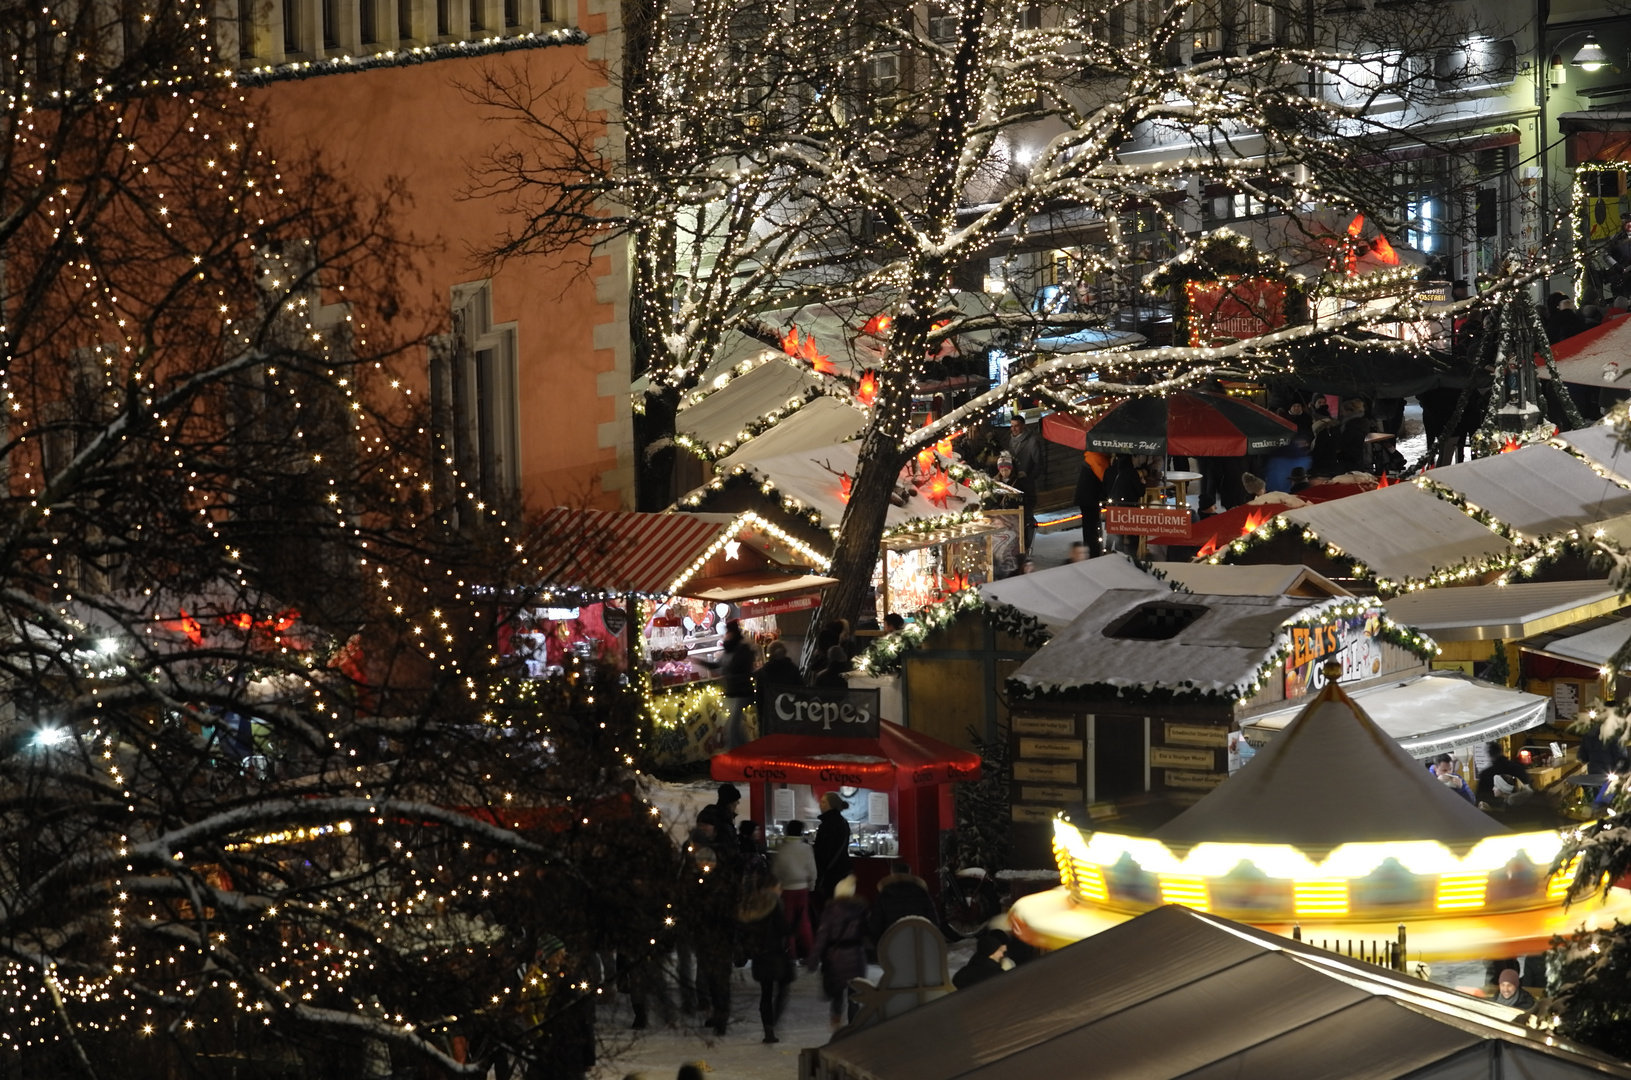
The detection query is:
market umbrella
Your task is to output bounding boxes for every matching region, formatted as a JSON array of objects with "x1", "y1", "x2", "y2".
[{"x1": 1075, "y1": 390, "x2": 1297, "y2": 456}]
